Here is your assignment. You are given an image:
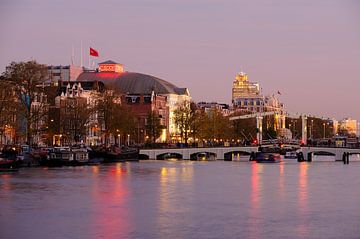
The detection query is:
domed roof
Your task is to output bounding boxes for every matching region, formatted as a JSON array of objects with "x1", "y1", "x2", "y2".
[{"x1": 77, "y1": 71, "x2": 189, "y2": 95}]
